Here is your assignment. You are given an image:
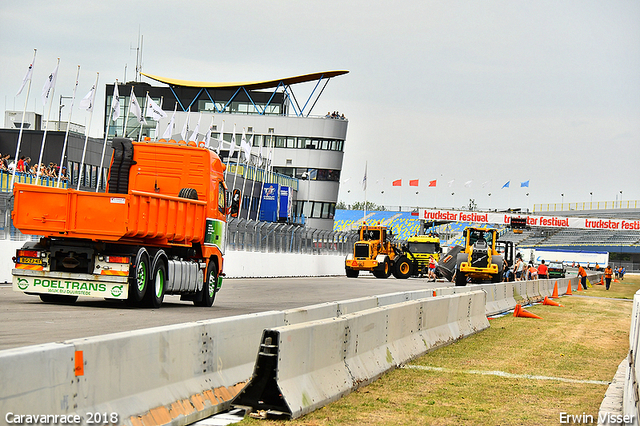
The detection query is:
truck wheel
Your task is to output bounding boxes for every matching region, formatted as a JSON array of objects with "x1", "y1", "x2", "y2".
[
  {"x1": 178, "y1": 188, "x2": 198, "y2": 200},
  {"x1": 455, "y1": 270, "x2": 467, "y2": 286},
  {"x1": 392, "y1": 256, "x2": 412, "y2": 279},
  {"x1": 39, "y1": 294, "x2": 78, "y2": 304},
  {"x1": 346, "y1": 267, "x2": 359, "y2": 278},
  {"x1": 128, "y1": 251, "x2": 150, "y2": 304},
  {"x1": 195, "y1": 261, "x2": 218, "y2": 307},
  {"x1": 143, "y1": 262, "x2": 166, "y2": 308}
]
